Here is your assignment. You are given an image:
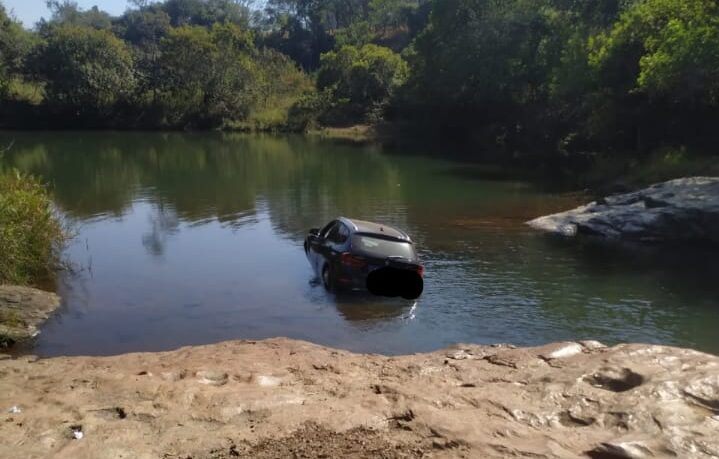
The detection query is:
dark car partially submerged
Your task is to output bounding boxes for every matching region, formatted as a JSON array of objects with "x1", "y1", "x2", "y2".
[{"x1": 304, "y1": 217, "x2": 424, "y2": 300}]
